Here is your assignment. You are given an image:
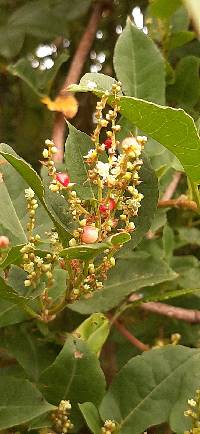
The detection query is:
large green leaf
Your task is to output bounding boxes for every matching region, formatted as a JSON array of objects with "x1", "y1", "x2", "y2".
[
  {"x1": 114, "y1": 20, "x2": 165, "y2": 104},
  {"x1": 0, "y1": 144, "x2": 72, "y2": 244},
  {"x1": 100, "y1": 345, "x2": 200, "y2": 434},
  {"x1": 0, "y1": 376, "x2": 55, "y2": 430},
  {"x1": 39, "y1": 336, "x2": 106, "y2": 409},
  {"x1": 3, "y1": 326, "x2": 56, "y2": 382},
  {"x1": 8, "y1": 52, "x2": 69, "y2": 97},
  {"x1": 0, "y1": 174, "x2": 27, "y2": 244},
  {"x1": 69, "y1": 253, "x2": 177, "y2": 314},
  {"x1": 65, "y1": 123, "x2": 96, "y2": 200},
  {"x1": 70, "y1": 73, "x2": 200, "y2": 182}
]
